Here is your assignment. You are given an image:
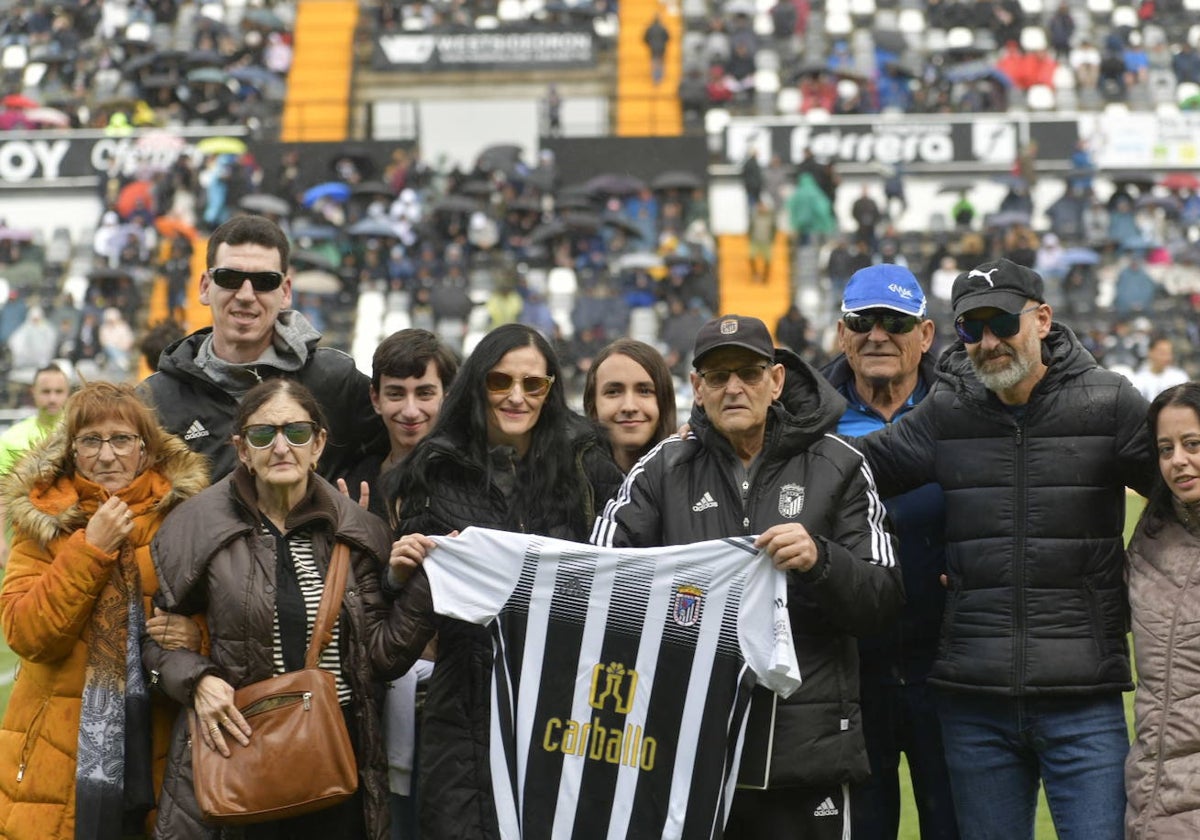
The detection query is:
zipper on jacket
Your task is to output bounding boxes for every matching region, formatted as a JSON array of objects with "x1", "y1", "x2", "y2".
[
  {"x1": 16, "y1": 695, "x2": 51, "y2": 783},
  {"x1": 1012, "y1": 417, "x2": 1028, "y2": 690}
]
